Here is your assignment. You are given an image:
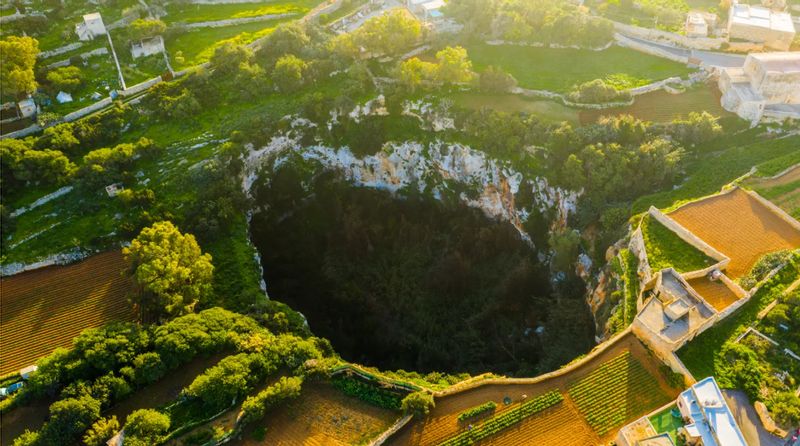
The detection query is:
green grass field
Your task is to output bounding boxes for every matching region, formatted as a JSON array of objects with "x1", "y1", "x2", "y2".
[
  {"x1": 450, "y1": 92, "x2": 580, "y2": 124},
  {"x1": 465, "y1": 43, "x2": 694, "y2": 92},
  {"x1": 164, "y1": 0, "x2": 318, "y2": 24},
  {"x1": 648, "y1": 405, "x2": 684, "y2": 444},
  {"x1": 640, "y1": 214, "x2": 716, "y2": 273}
]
